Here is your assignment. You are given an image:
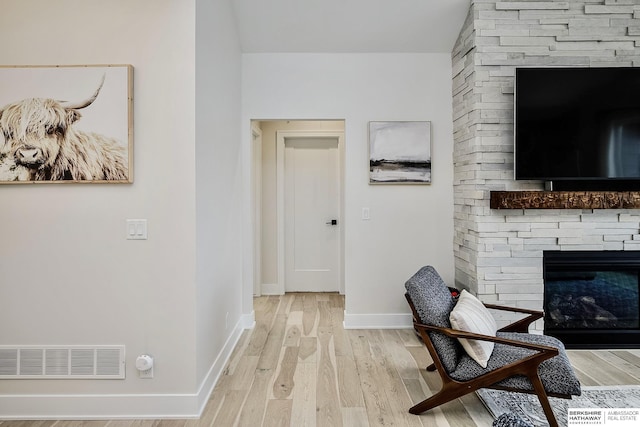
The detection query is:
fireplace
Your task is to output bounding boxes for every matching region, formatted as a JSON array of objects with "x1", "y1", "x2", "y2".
[{"x1": 543, "y1": 251, "x2": 640, "y2": 349}]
